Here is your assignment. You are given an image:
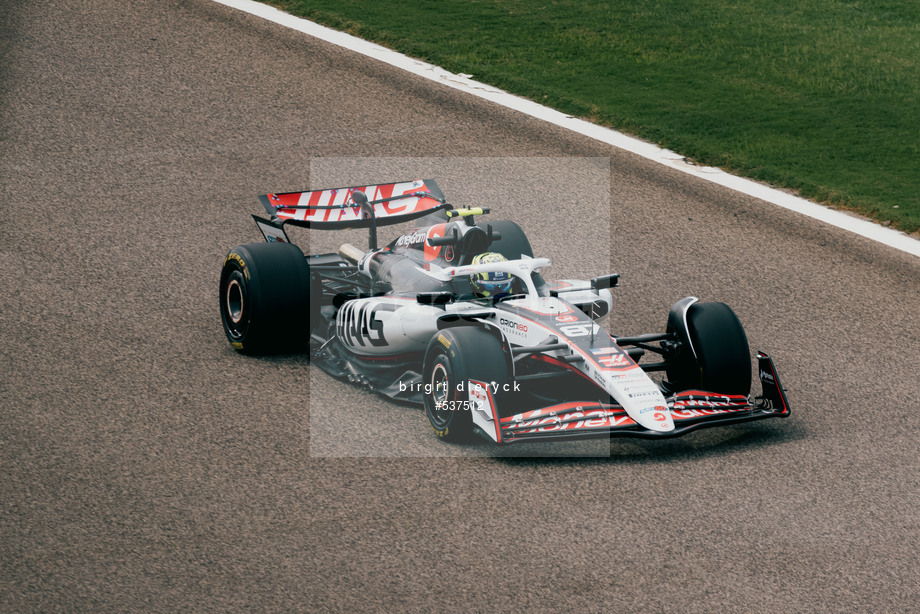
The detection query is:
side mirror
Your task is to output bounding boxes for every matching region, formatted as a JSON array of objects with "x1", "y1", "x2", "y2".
[
  {"x1": 417, "y1": 292, "x2": 455, "y2": 307},
  {"x1": 591, "y1": 273, "x2": 620, "y2": 290},
  {"x1": 426, "y1": 227, "x2": 460, "y2": 247},
  {"x1": 350, "y1": 190, "x2": 369, "y2": 206}
]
